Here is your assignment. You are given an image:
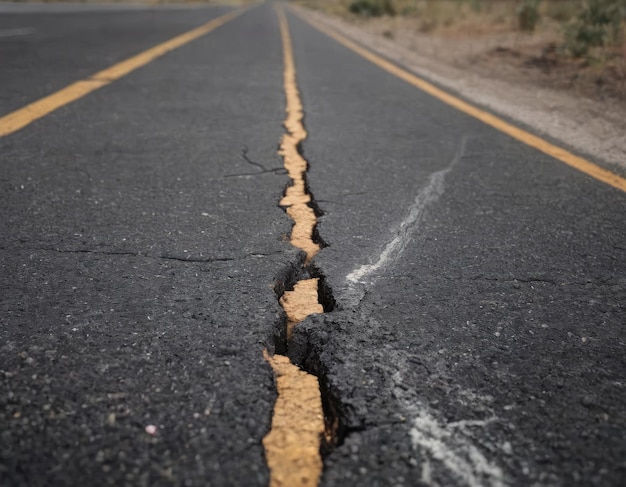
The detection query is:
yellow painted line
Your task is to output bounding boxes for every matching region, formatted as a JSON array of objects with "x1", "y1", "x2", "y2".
[
  {"x1": 0, "y1": 8, "x2": 245, "y2": 137},
  {"x1": 291, "y1": 9, "x2": 626, "y2": 194},
  {"x1": 263, "y1": 351, "x2": 324, "y2": 487},
  {"x1": 280, "y1": 278, "x2": 324, "y2": 340},
  {"x1": 262, "y1": 6, "x2": 326, "y2": 487},
  {"x1": 276, "y1": 5, "x2": 320, "y2": 263}
]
